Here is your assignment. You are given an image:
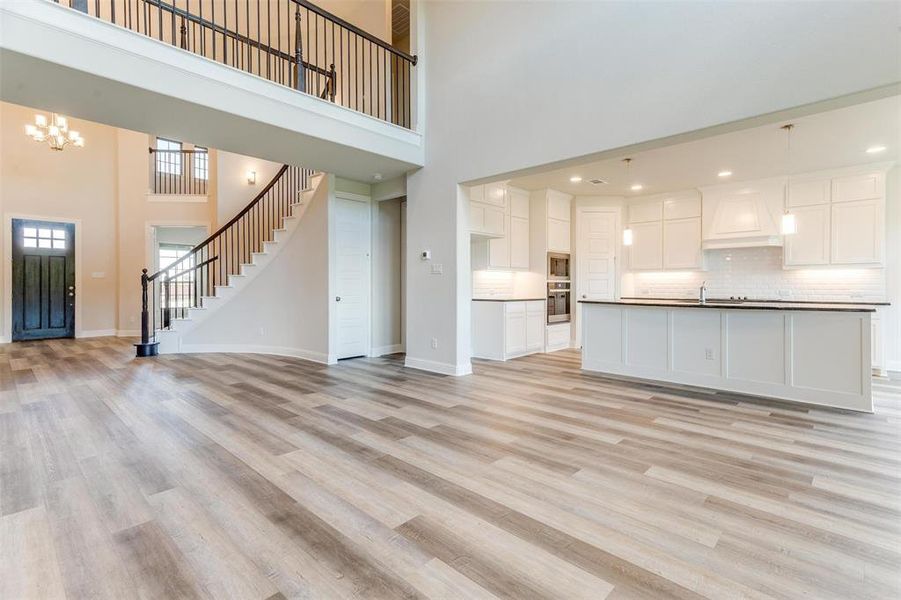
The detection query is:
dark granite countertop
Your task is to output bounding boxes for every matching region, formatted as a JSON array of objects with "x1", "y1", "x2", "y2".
[
  {"x1": 578, "y1": 298, "x2": 878, "y2": 312},
  {"x1": 472, "y1": 298, "x2": 546, "y2": 302}
]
